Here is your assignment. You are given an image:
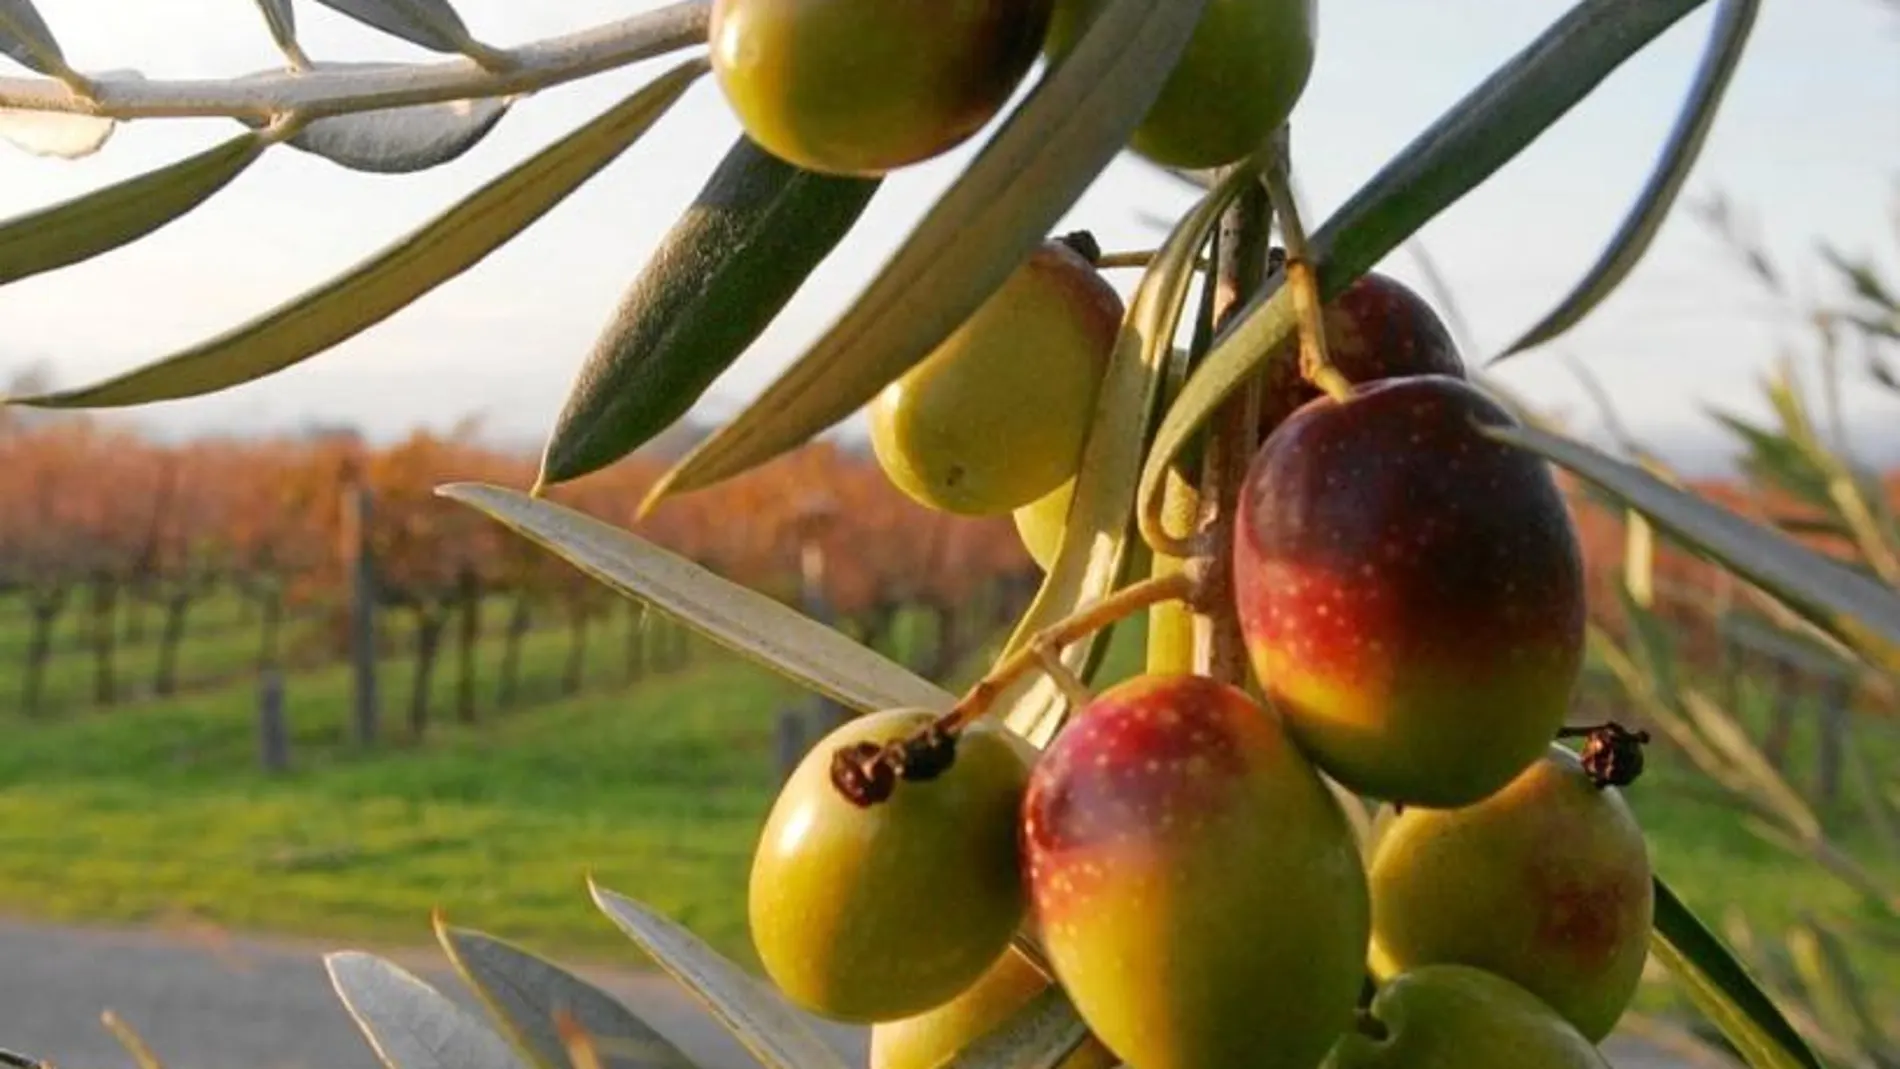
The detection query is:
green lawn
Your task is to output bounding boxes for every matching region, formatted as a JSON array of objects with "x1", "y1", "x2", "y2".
[{"x1": 0, "y1": 606, "x2": 1893, "y2": 1029}]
